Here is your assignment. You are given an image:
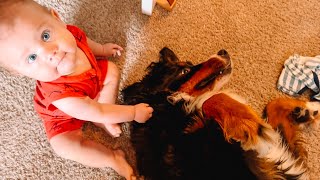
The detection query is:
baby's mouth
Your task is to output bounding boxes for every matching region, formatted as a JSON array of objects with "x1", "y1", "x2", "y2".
[
  {"x1": 57, "y1": 52, "x2": 67, "y2": 65},
  {"x1": 60, "y1": 52, "x2": 66, "y2": 61}
]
